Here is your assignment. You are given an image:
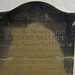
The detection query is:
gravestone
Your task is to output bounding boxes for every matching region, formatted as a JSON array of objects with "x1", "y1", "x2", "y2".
[{"x1": 0, "y1": 2, "x2": 74, "y2": 75}]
